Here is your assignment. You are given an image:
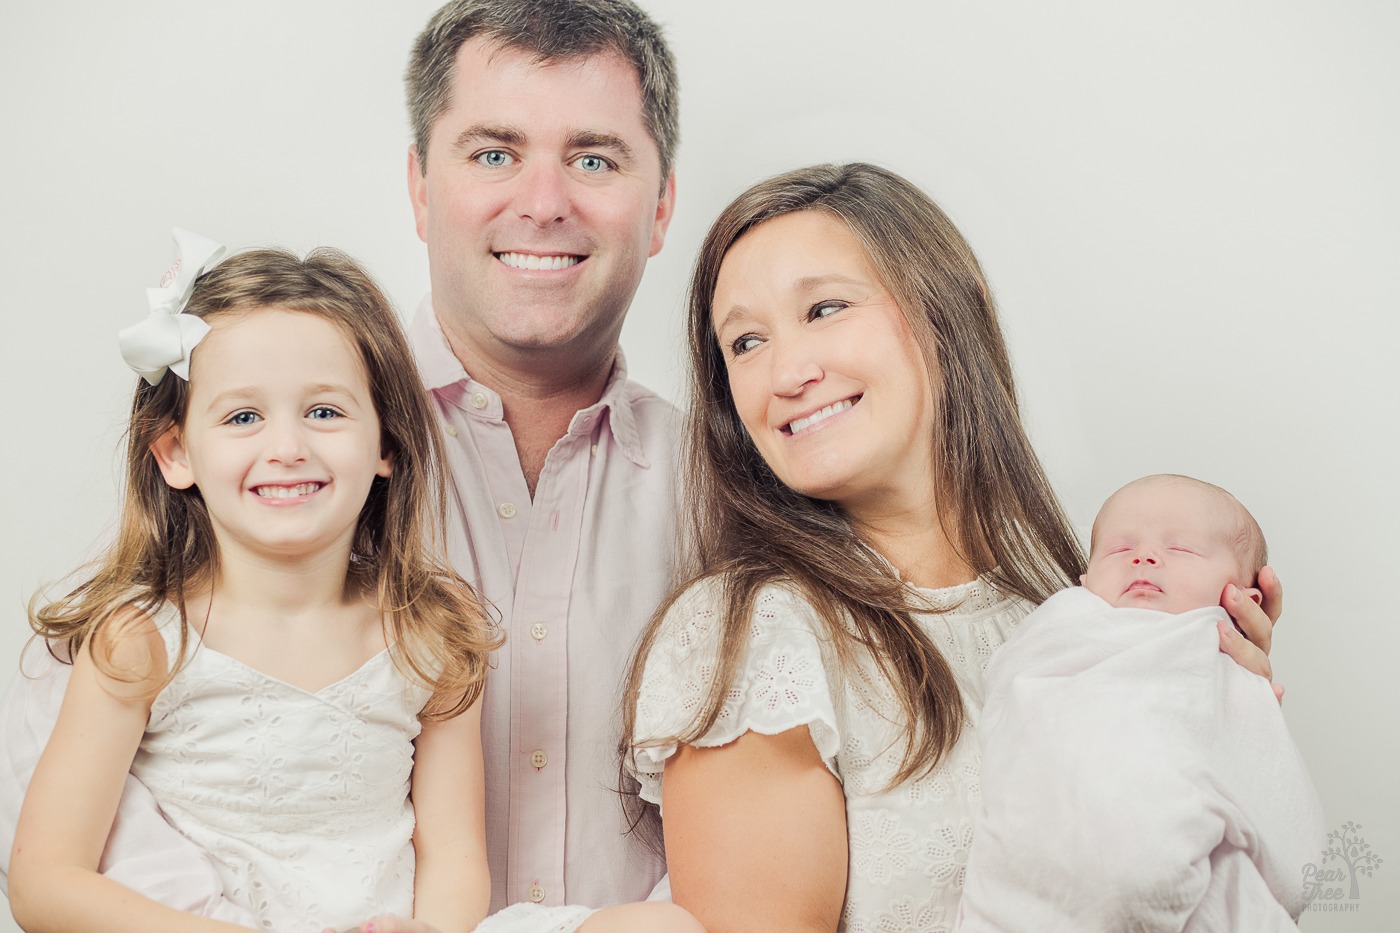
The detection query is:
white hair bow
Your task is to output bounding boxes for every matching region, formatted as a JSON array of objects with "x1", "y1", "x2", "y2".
[{"x1": 118, "y1": 228, "x2": 226, "y2": 385}]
